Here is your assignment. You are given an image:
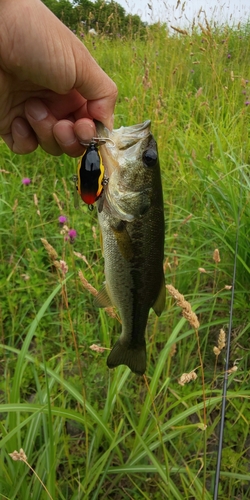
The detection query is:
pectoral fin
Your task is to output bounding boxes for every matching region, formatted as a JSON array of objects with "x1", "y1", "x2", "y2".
[
  {"x1": 111, "y1": 220, "x2": 134, "y2": 261},
  {"x1": 152, "y1": 276, "x2": 166, "y2": 316},
  {"x1": 94, "y1": 284, "x2": 113, "y2": 308}
]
